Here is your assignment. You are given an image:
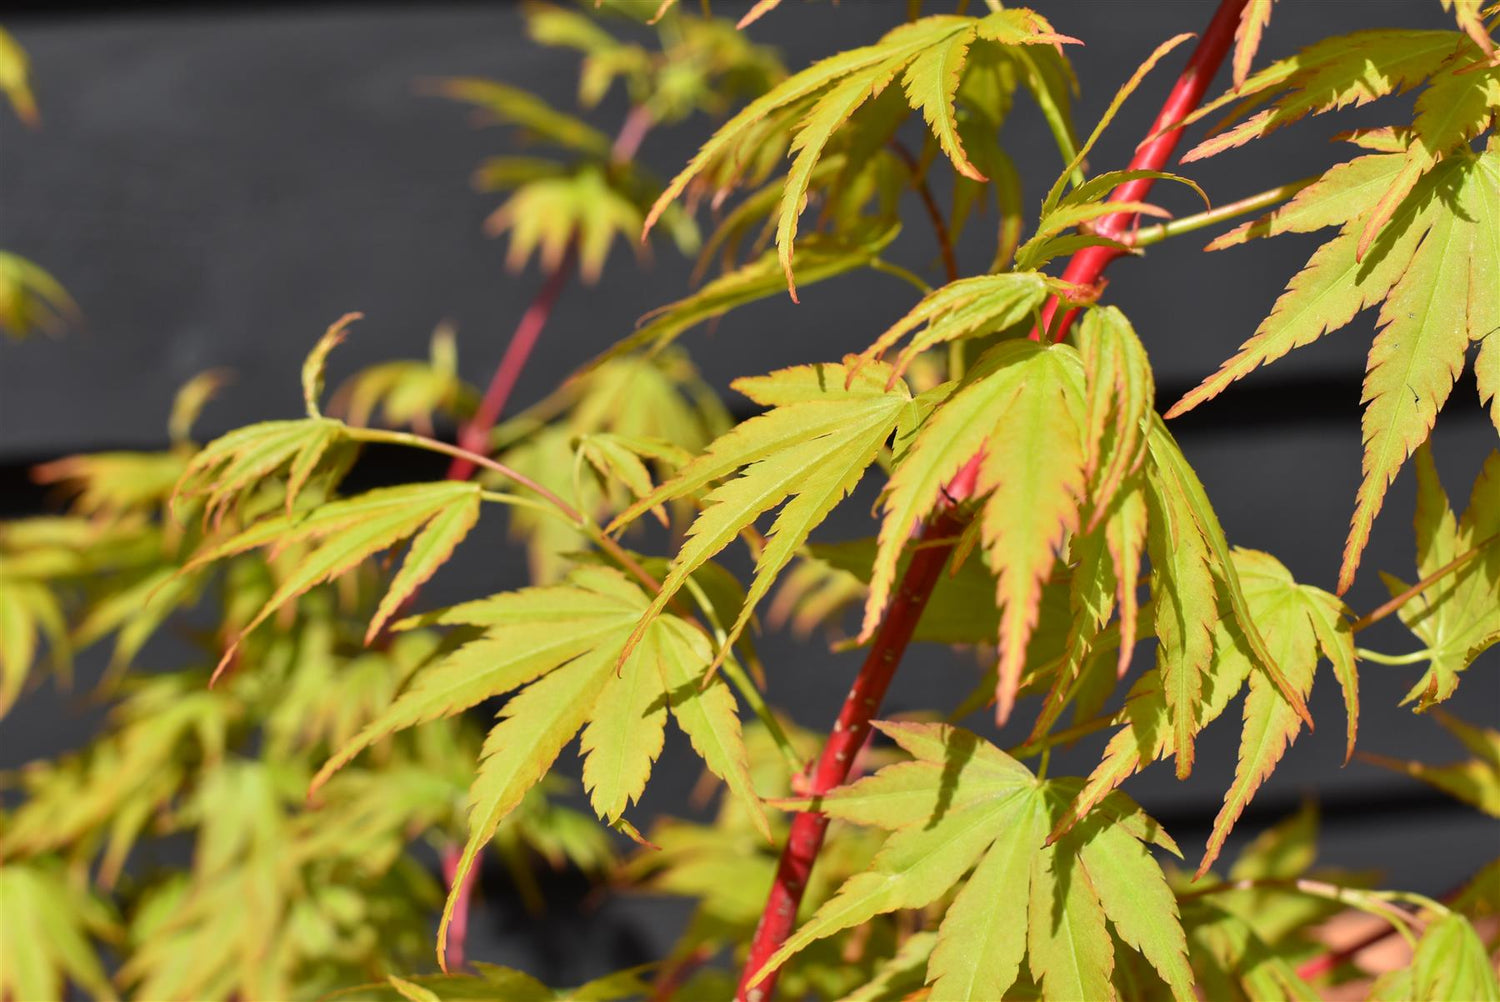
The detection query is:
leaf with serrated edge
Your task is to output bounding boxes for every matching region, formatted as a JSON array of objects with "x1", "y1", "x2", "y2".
[
  {"x1": 925, "y1": 794, "x2": 1046, "y2": 1000},
  {"x1": 611, "y1": 361, "x2": 908, "y2": 671},
  {"x1": 313, "y1": 570, "x2": 642, "y2": 792},
  {"x1": 655, "y1": 616, "x2": 771, "y2": 840},
  {"x1": 1078, "y1": 818, "x2": 1195, "y2": 1001},
  {"x1": 1027, "y1": 837, "x2": 1116, "y2": 1002},
  {"x1": 973, "y1": 346, "x2": 1087, "y2": 723},
  {"x1": 1341, "y1": 158, "x2": 1488, "y2": 593},
  {"x1": 438, "y1": 644, "x2": 617, "y2": 967},
  {"x1": 901, "y1": 24, "x2": 985, "y2": 181},
  {"x1": 579, "y1": 628, "x2": 669, "y2": 822},
  {"x1": 1198, "y1": 551, "x2": 1322, "y2": 877},
  {"x1": 365, "y1": 488, "x2": 481, "y2": 643}
]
